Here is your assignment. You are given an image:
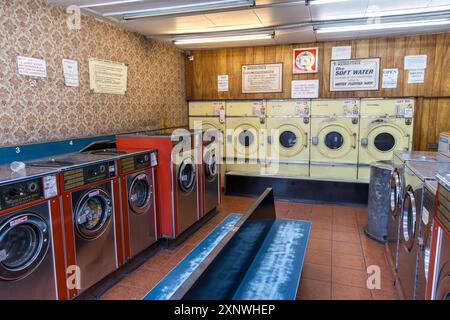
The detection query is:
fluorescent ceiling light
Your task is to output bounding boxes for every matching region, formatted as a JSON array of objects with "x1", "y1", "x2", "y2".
[
  {"x1": 365, "y1": 5, "x2": 450, "y2": 18},
  {"x1": 316, "y1": 19, "x2": 450, "y2": 33},
  {"x1": 308, "y1": 0, "x2": 350, "y2": 5},
  {"x1": 103, "y1": 0, "x2": 255, "y2": 19},
  {"x1": 174, "y1": 33, "x2": 274, "y2": 45},
  {"x1": 79, "y1": 0, "x2": 146, "y2": 9}
]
